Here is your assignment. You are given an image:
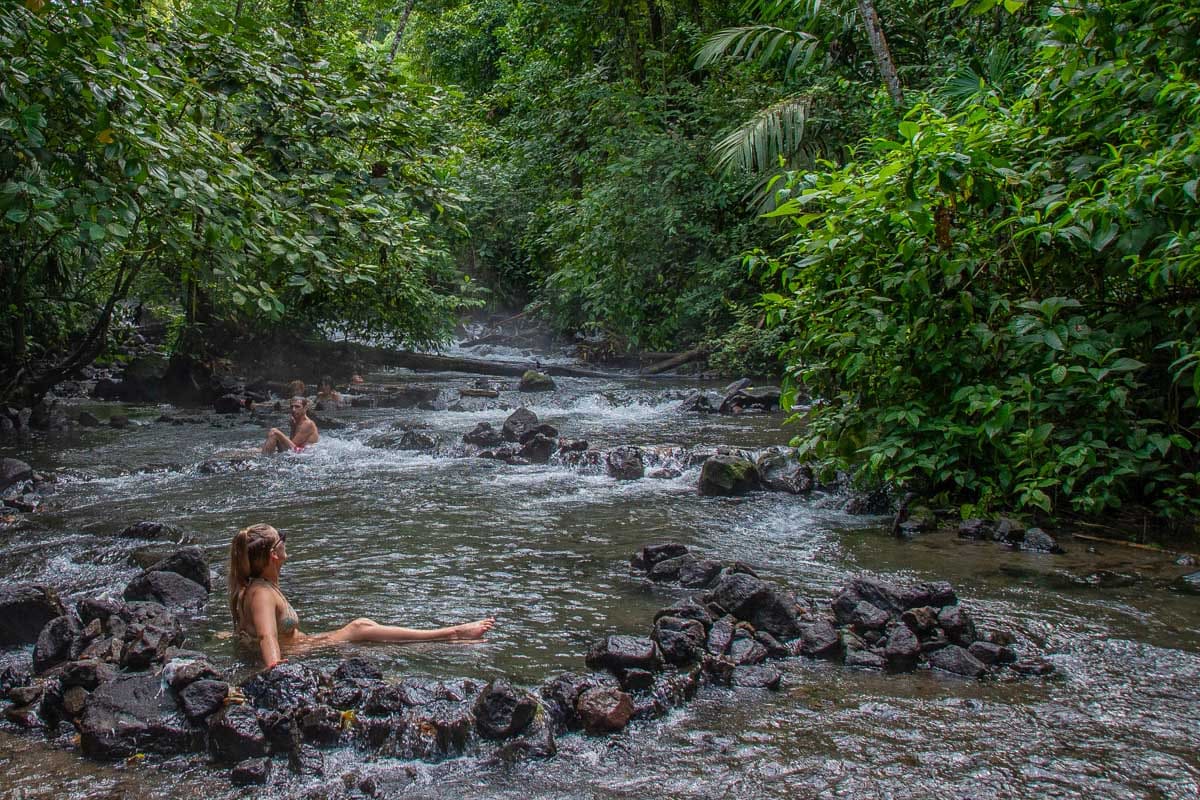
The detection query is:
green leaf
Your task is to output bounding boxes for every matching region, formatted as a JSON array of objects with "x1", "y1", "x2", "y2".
[
  {"x1": 5, "y1": 208, "x2": 28, "y2": 223},
  {"x1": 1050, "y1": 364, "x2": 1067, "y2": 383}
]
